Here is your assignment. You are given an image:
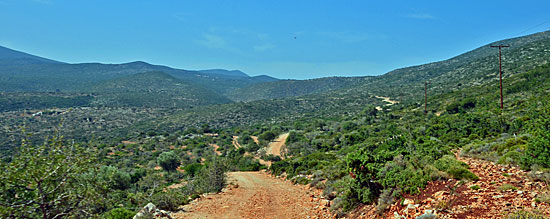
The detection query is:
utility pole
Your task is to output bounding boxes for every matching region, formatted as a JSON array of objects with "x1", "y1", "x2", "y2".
[
  {"x1": 490, "y1": 45, "x2": 509, "y2": 109},
  {"x1": 424, "y1": 82, "x2": 428, "y2": 115},
  {"x1": 424, "y1": 81, "x2": 430, "y2": 115}
]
